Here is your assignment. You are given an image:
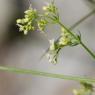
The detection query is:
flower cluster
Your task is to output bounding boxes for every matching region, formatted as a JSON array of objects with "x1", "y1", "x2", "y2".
[
  {"x1": 73, "y1": 82, "x2": 93, "y2": 95},
  {"x1": 38, "y1": 19, "x2": 48, "y2": 32},
  {"x1": 43, "y1": 1, "x2": 57, "y2": 14},
  {"x1": 59, "y1": 28, "x2": 80, "y2": 46},
  {"x1": 16, "y1": 7, "x2": 38, "y2": 35},
  {"x1": 47, "y1": 27, "x2": 80, "y2": 64},
  {"x1": 42, "y1": 1, "x2": 59, "y2": 23}
]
